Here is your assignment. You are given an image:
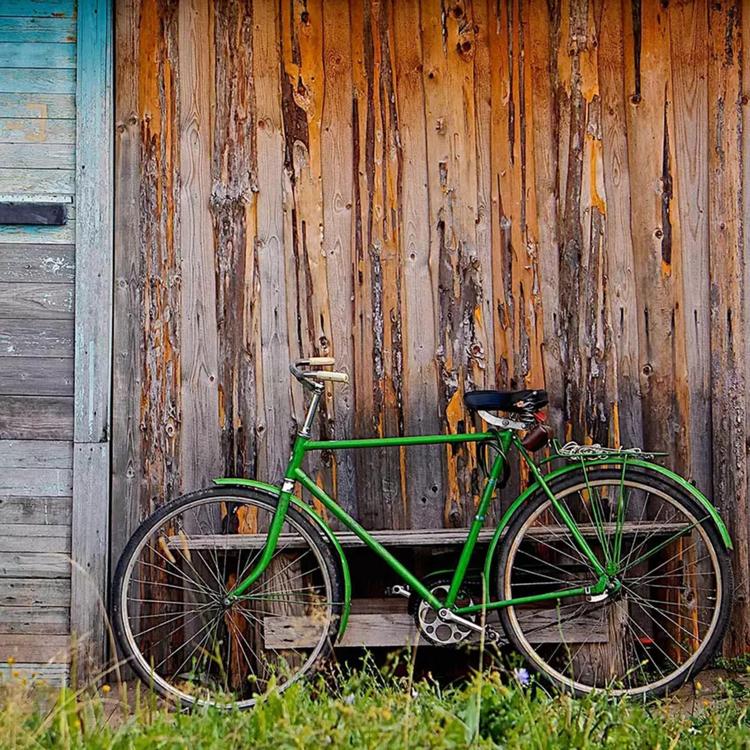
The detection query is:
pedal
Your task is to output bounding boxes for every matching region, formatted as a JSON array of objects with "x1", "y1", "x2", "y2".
[
  {"x1": 586, "y1": 592, "x2": 609, "y2": 603},
  {"x1": 386, "y1": 584, "x2": 411, "y2": 598}
]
